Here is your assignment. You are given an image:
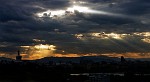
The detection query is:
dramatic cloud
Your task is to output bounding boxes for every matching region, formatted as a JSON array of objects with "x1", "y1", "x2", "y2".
[{"x1": 0, "y1": 0, "x2": 150, "y2": 59}]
